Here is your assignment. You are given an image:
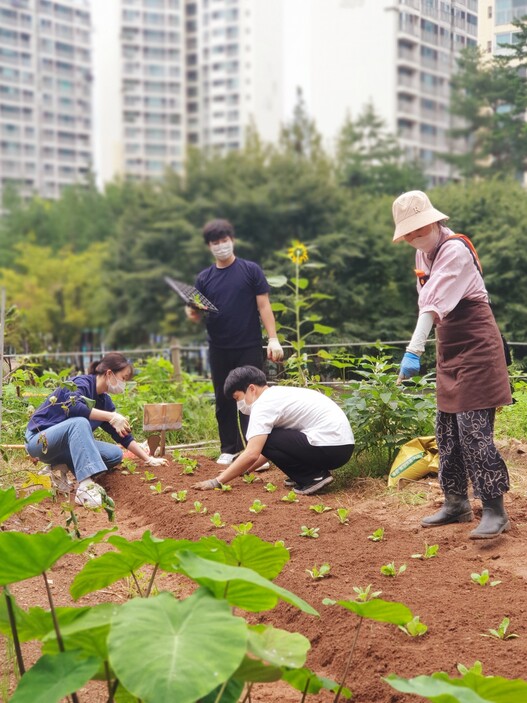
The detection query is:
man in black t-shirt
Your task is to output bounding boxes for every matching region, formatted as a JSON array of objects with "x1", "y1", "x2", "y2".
[{"x1": 186, "y1": 219, "x2": 283, "y2": 465}]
